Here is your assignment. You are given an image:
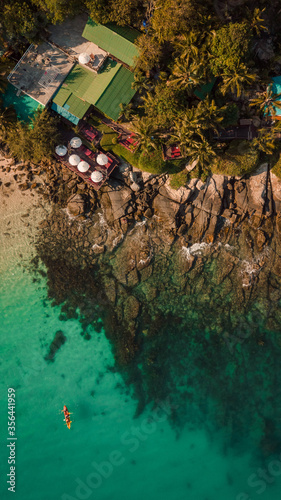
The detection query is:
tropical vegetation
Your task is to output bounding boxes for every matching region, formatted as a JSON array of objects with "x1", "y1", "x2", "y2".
[{"x1": 1, "y1": 0, "x2": 281, "y2": 181}]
